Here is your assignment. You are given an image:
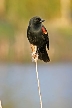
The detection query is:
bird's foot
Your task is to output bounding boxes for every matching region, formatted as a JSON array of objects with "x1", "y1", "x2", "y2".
[{"x1": 32, "y1": 52, "x2": 38, "y2": 62}]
